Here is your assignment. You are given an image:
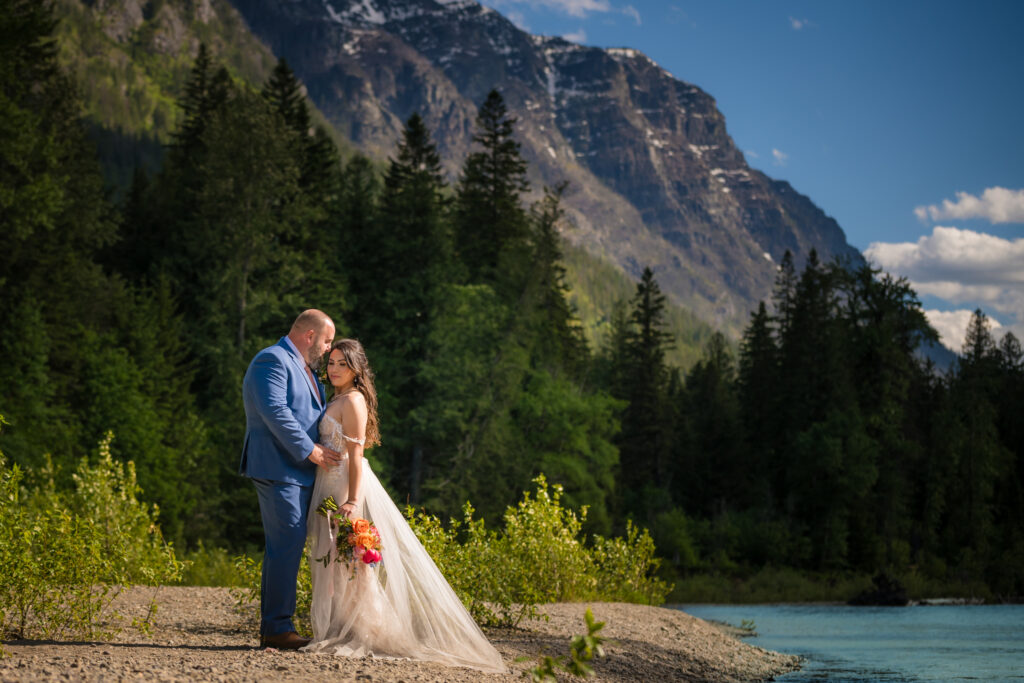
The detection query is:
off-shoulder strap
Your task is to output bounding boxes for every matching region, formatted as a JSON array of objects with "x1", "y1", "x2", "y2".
[{"x1": 341, "y1": 432, "x2": 365, "y2": 446}]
